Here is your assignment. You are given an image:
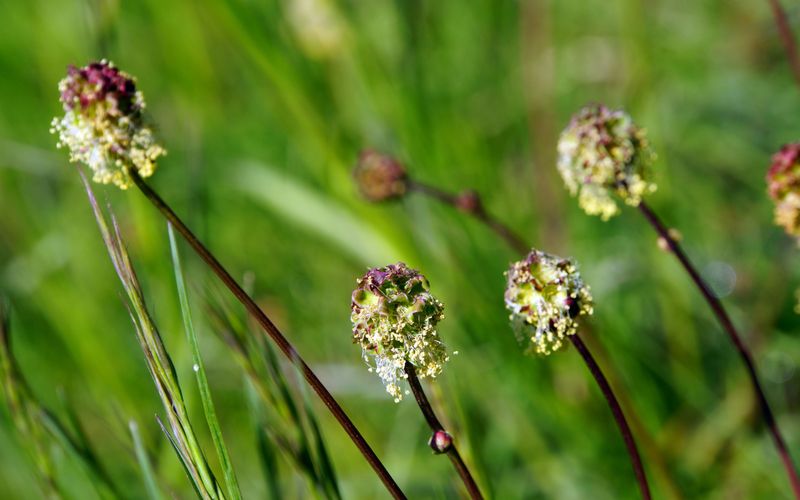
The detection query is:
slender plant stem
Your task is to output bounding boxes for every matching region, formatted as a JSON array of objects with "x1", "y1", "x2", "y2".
[
  {"x1": 406, "y1": 177, "x2": 681, "y2": 497},
  {"x1": 569, "y1": 334, "x2": 651, "y2": 500},
  {"x1": 638, "y1": 201, "x2": 800, "y2": 498},
  {"x1": 129, "y1": 170, "x2": 406, "y2": 500},
  {"x1": 767, "y1": 0, "x2": 800, "y2": 88},
  {"x1": 403, "y1": 362, "x2": 484, "y2": 500},
  {"x1": 407, "y1": 180, "x2": 530, "y2": 255}
]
